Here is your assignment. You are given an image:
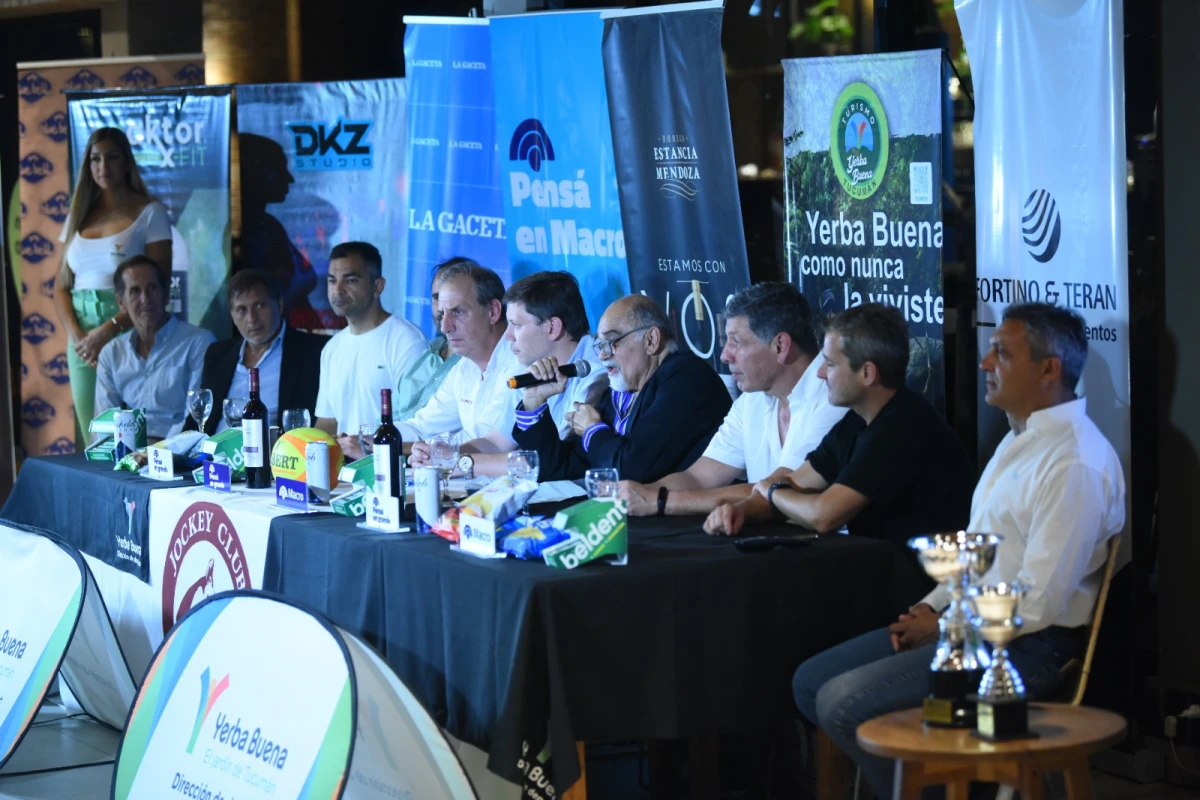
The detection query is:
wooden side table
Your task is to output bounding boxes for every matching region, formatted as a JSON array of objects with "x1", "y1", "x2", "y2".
[{"x1": 857, "y1": 703, "x2": 1126, "y2": 799}]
